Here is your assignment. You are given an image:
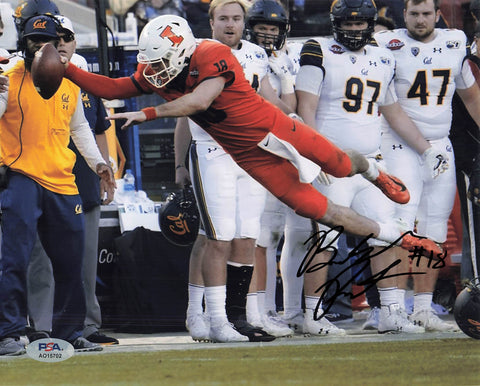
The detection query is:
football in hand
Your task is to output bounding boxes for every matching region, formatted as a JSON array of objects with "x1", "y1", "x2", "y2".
[{"x1": 31, "y1": 43, "x2": 65, "y2": 100}]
